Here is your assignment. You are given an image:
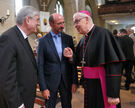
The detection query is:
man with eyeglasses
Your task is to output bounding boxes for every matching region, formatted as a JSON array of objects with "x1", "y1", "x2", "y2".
[
  {"x1": 0, "y1": 6, "x2": 40, "y2": 108},
  {"x1": 37, "y1": 13, "x2": 78, "y2": 108},
  {"x1": 64, "y1": 11, "x2": 125, "y2": 108}
]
